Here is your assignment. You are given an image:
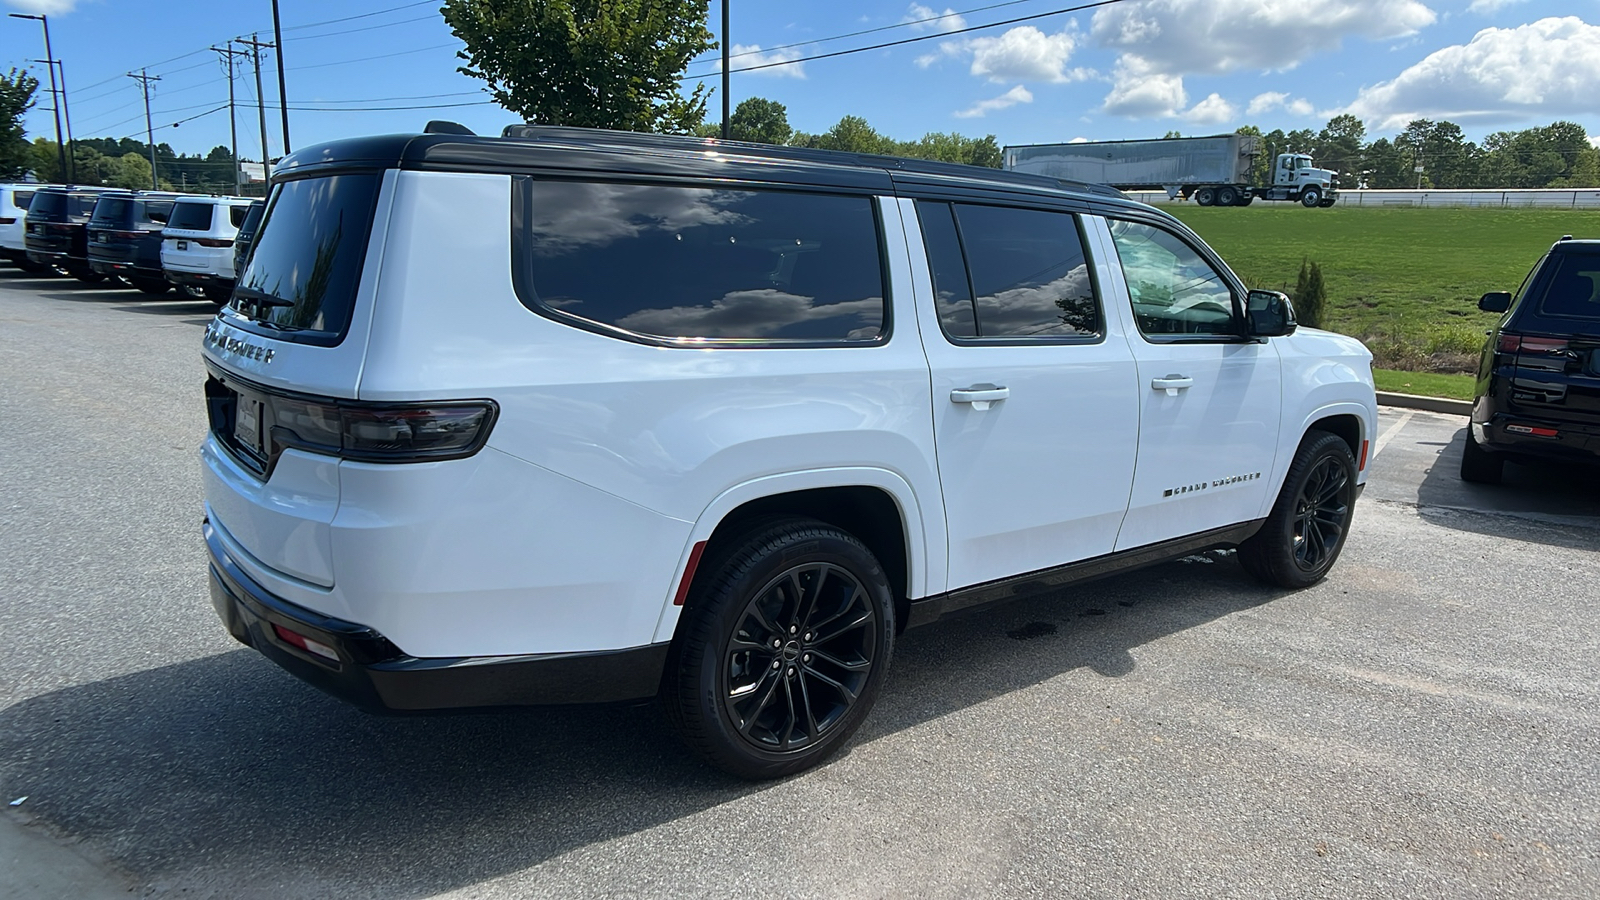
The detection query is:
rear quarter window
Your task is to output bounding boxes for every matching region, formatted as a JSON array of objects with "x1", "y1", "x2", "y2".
[
  {"x1": 516, "y1": 180, "x2": 887, "y2": 344},
  {"x1": 12, "y1": 190, "x2": 35, "y2": 211},
  {"x1": 1534, "y1": 252, "x2": 1600, "y2": 321},
  {"x1": 167, "y1": 202, "x2": 215, "y2": 231},
  {"x1": 229, "y1": 205, "x2": 249, "y2": 228}
]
